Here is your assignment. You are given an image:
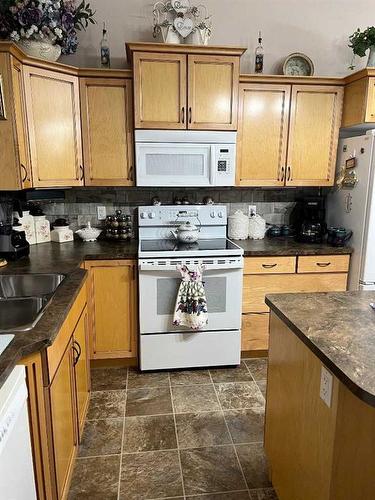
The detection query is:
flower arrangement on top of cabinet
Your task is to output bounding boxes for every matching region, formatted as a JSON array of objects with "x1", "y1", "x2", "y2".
[
  {"x1": 0, "y1": 0, "x2": 96, "y2": 62},
  {"x1": 349, "y1": 26, "x2": 375, "y2": 68},
  {"x1": 152, "y1": 0, "x2": 211, "y2": 45}
]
